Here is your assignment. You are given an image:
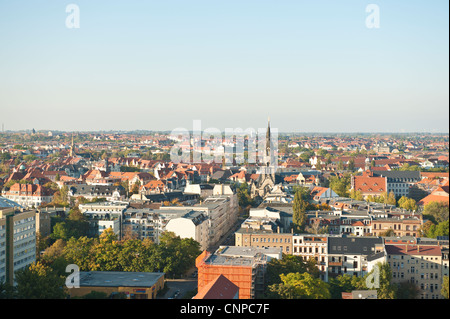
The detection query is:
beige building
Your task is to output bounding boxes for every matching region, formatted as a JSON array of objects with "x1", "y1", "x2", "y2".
[
  {"x1": 371, "y1": 217, "x2": 422, "y2": 237},
  {"x1": 235, "y1": 228, "x2": 293, "y2": 254},
  {"x1": 386, "y1": 244, "x2": 444, "y2": 299}
]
